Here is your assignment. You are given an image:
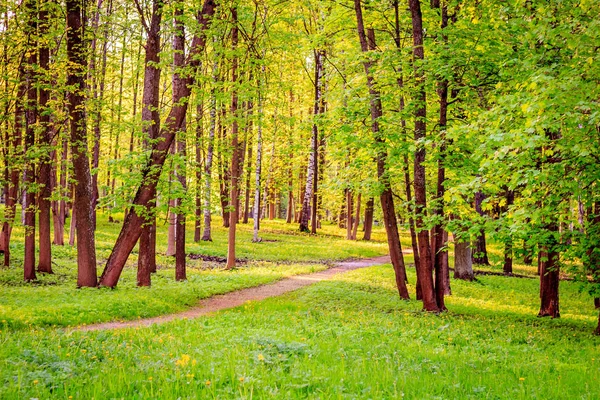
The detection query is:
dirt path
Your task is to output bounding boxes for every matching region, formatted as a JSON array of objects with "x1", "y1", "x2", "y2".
[{"x1": 78, "y1": 255, "x2": 391, "y2": 332}]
